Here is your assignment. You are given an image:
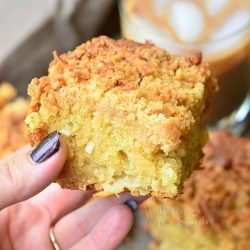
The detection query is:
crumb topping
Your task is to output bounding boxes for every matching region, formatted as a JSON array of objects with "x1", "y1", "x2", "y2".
[
  {"x1": 27, "y1": 36, "x2": 217, "y2": 147},
  {"x1": 182, "y1": 131, "x2": 250, "y2": 239}
]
